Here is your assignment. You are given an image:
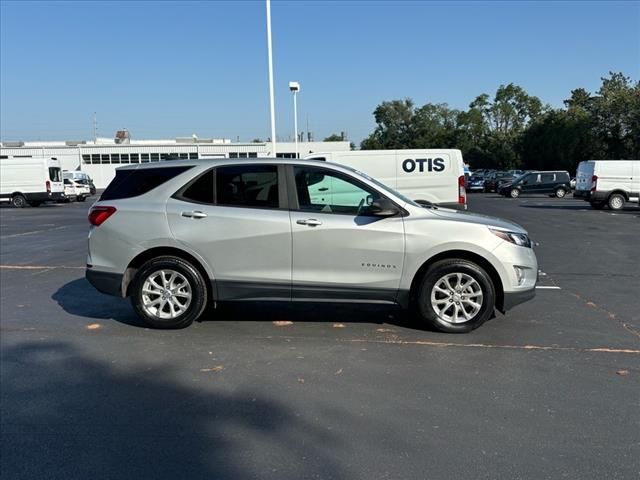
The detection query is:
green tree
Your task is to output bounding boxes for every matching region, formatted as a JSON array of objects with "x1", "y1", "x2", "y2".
[
  {"x1": 361, "y1": 99, "x2": 415, "y2": 149},
  {"x1": 323, "y1": 133, "x2": 345, "y2": 141}
]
